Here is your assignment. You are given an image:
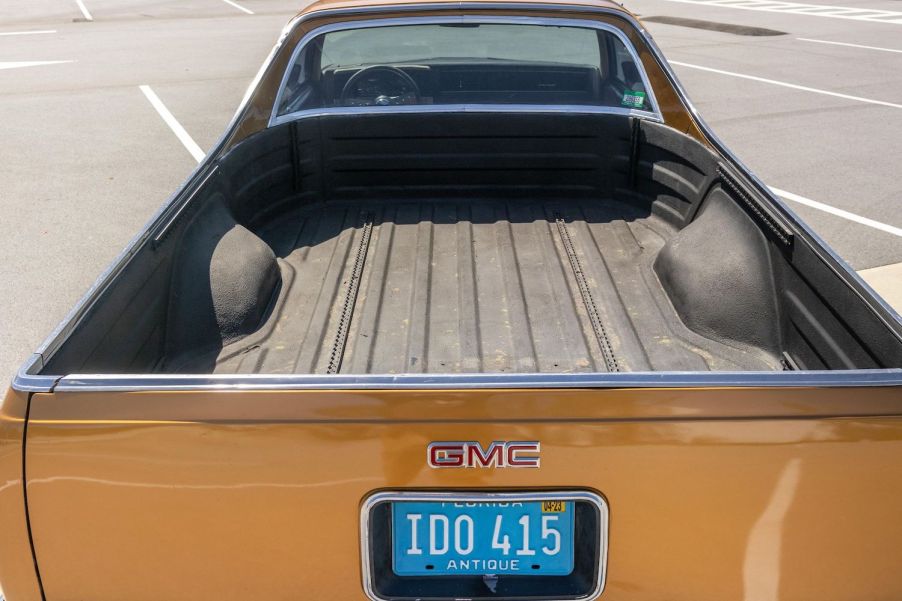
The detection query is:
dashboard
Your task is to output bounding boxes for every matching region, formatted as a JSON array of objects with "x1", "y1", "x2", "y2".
[{"x1": 318, "y1": 62, "x2": 622, "y2": 108}]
